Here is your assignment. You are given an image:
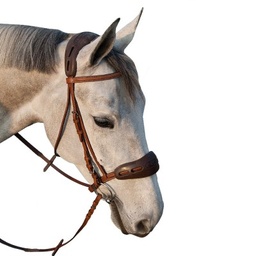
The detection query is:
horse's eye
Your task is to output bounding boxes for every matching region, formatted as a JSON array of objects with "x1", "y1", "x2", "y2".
[{"x1": 93, "y1": 117, "x2": 114, "y2": 129}]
